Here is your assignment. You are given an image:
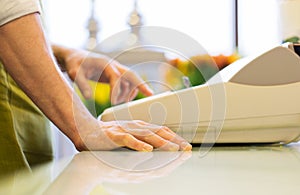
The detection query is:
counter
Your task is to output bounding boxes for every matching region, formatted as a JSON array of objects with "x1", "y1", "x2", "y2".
[{"x1": 1, "y1": 144, "x2": 300, "y2": 195}]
